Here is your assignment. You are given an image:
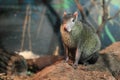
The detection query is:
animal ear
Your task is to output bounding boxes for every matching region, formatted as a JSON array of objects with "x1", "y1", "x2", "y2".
[
  {"x1": 63, "y1": 11, "x2": 67, "y2": 16},
  {"x1": 73, "y1": 11, "x2": 78, "y2": 20},
  {"x1": 73, "y1": 11, "x2": 78, "y2": 17}
]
